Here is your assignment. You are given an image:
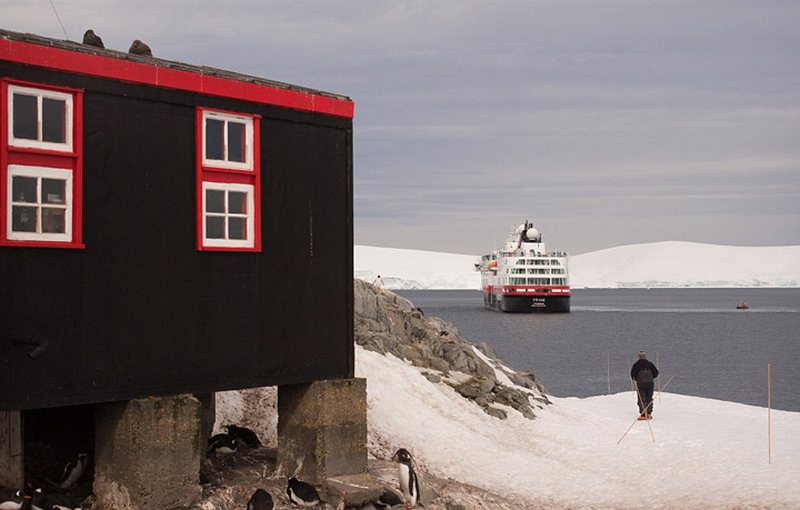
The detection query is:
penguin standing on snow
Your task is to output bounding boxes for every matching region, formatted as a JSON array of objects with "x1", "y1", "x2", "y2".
[
  {"x1": 286, "y1": 477, "x2": 321, "y2": 507},
  {"x1": 247, "y1": 488, "x2": 273, "y2": 510},
  {"x1": 207, "y1": 433, "x2": 238, "y2": 455},
  {"x1": 225, "y1": 424, "x2": 261, "y2": 448},
  {"x1": 53, "y1": 453, "x2": 88, "y2": 489},
  {"x1": 0, "y1": 487, "x2": 23, "y2": 510},
  {"x1": 392, "y1": 448, "x2": 421, "y2": 508}
]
